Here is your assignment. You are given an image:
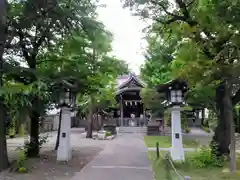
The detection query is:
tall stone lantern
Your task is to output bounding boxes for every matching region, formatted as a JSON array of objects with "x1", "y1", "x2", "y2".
[
  {"x1": 55, "y1": 80, "x2": 77, "y2": 162},
  {"x1": 157, "y1": 79, "x2": 187, "y2": 161}
]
